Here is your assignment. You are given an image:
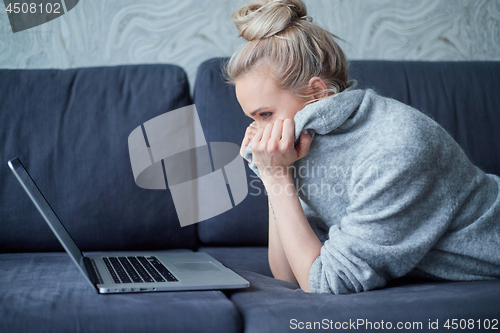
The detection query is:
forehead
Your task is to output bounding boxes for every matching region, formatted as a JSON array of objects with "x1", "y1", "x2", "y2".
[
  {"x1": 235, "y1": 68, "x2": 281, "y2": 112},
  {"x1": 236, "y1": 66, "x2": 278, "y2": 92}
]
